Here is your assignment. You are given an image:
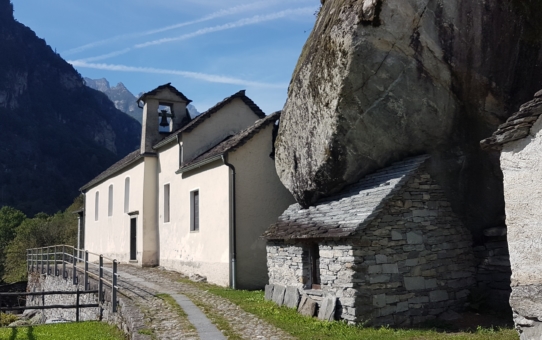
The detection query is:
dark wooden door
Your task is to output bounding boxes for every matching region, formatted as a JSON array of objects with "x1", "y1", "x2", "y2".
[{"x1": 130, "y1": 218, "x2": 137, "y2": 260}]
